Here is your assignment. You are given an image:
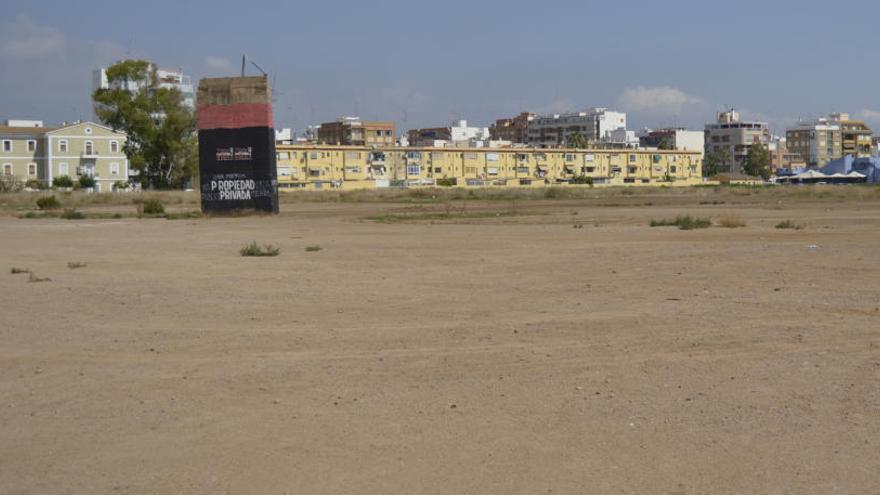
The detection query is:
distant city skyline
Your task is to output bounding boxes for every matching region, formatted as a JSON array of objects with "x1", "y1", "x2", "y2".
[{"x1": 2, "y1": 0, "x2": 880, "y2": 135}]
